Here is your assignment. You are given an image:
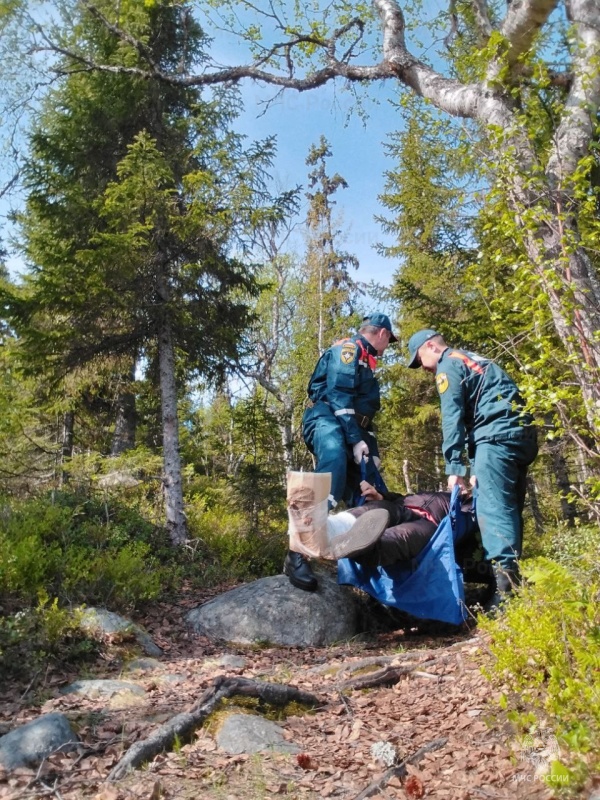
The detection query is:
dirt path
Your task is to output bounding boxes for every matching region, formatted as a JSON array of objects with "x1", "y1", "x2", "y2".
[{"x1": 0, "y1": 587, "x2": 555, "y2": 800}]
